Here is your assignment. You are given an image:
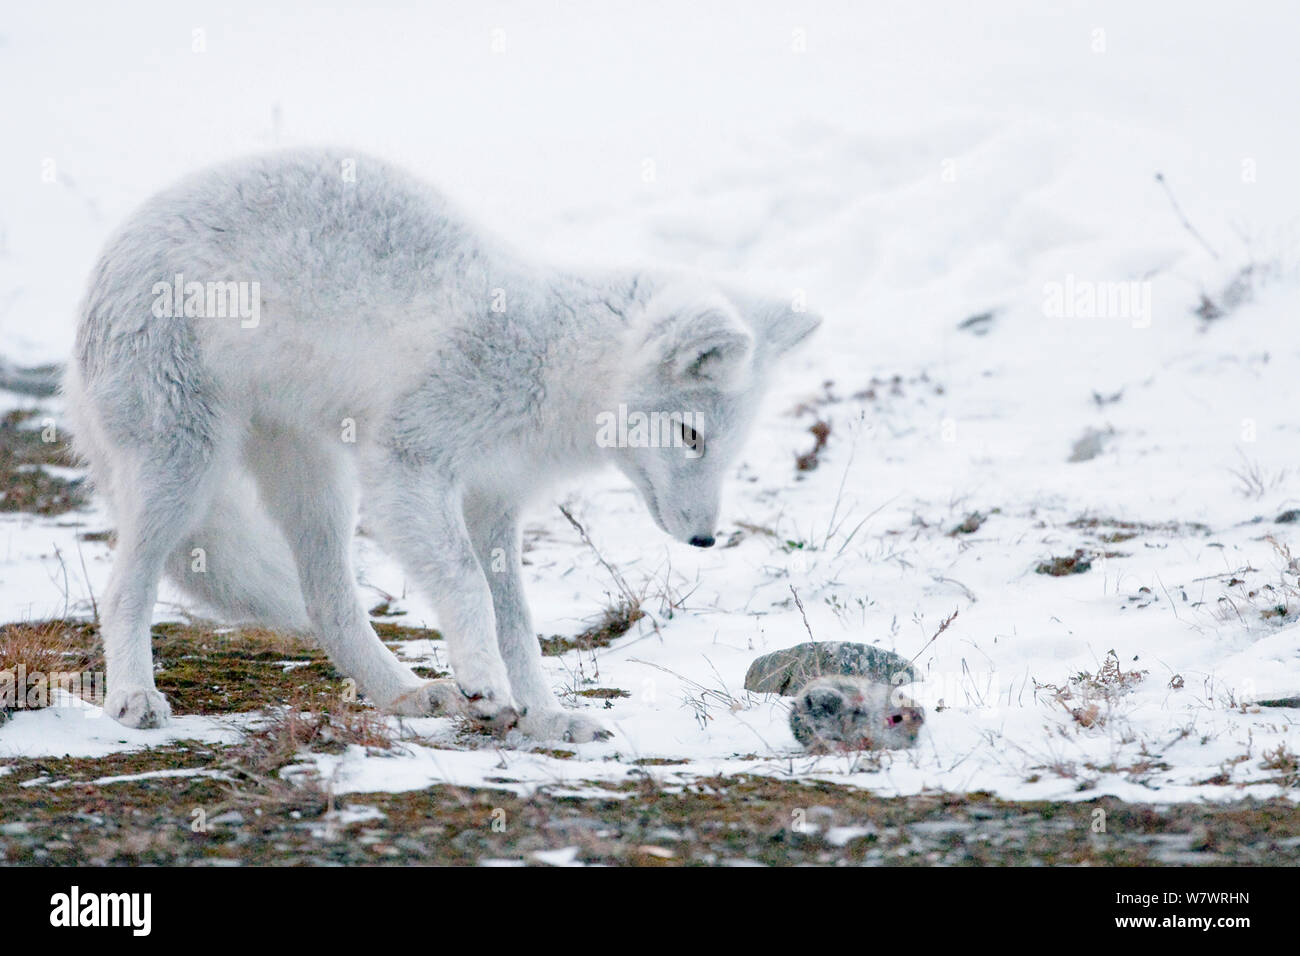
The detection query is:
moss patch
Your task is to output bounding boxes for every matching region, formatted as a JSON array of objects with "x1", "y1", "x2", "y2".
[
  {"x1": 1036, "y1": 550, "x2": 1093, "y2": 576},
  {"x1": 2, "y1": 619, "x2": 354, "y2": 715},
  {"x1": 539, "y1": 604, "x2": 644, "y2": 657},
  {"x1": 0, "y1": 408, "x2": 86, "y2": 515},
  {"x1": 372, "y1": 621, "x2": 442, "y2": 642},
  {"x1": 147, "y1": 623, "x2": 349, "y2": 714}
]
